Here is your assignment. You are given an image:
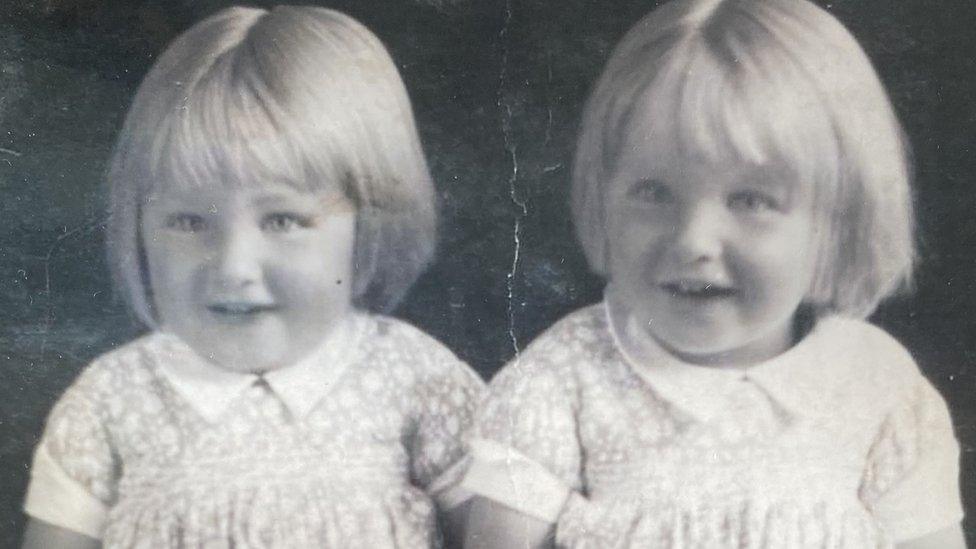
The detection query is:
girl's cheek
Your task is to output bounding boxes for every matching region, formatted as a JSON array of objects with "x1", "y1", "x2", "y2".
[
  {"x1": 608, "y1": 201, "x2": 656, "y2": 235},
  {"x1": 158, "y1": 257, "x2": 200, "y2": 284},
  {"x1": 619, "y1": 217, "x2": 668, "y2": 252}
]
